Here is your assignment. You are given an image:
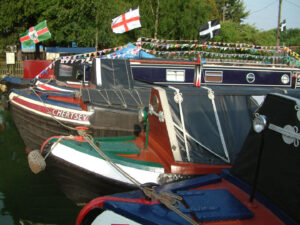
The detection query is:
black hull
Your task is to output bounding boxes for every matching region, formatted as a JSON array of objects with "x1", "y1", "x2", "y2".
[
  {"x1": 44, "y1": 151, "x2": 137, "y2": 204},
  {"x1": 10, "y1": 103, "x2": 140, "y2": 151}
]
